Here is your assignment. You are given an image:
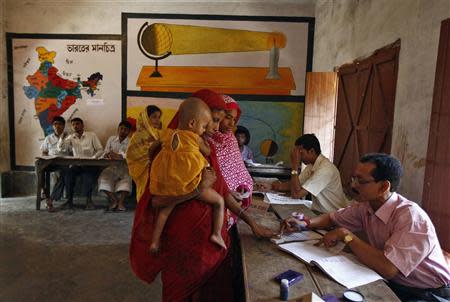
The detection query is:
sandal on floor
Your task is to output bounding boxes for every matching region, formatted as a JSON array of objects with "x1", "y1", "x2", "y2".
[
  {"x1": 45, "y1": 199, "x2": 56, "y2": 213},
  {"x1": 116, "y1": 207, "x2": 126, "y2": 212},
  {"x1": 104, "y1": 205, "x2": 118, "y2": 213}
]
